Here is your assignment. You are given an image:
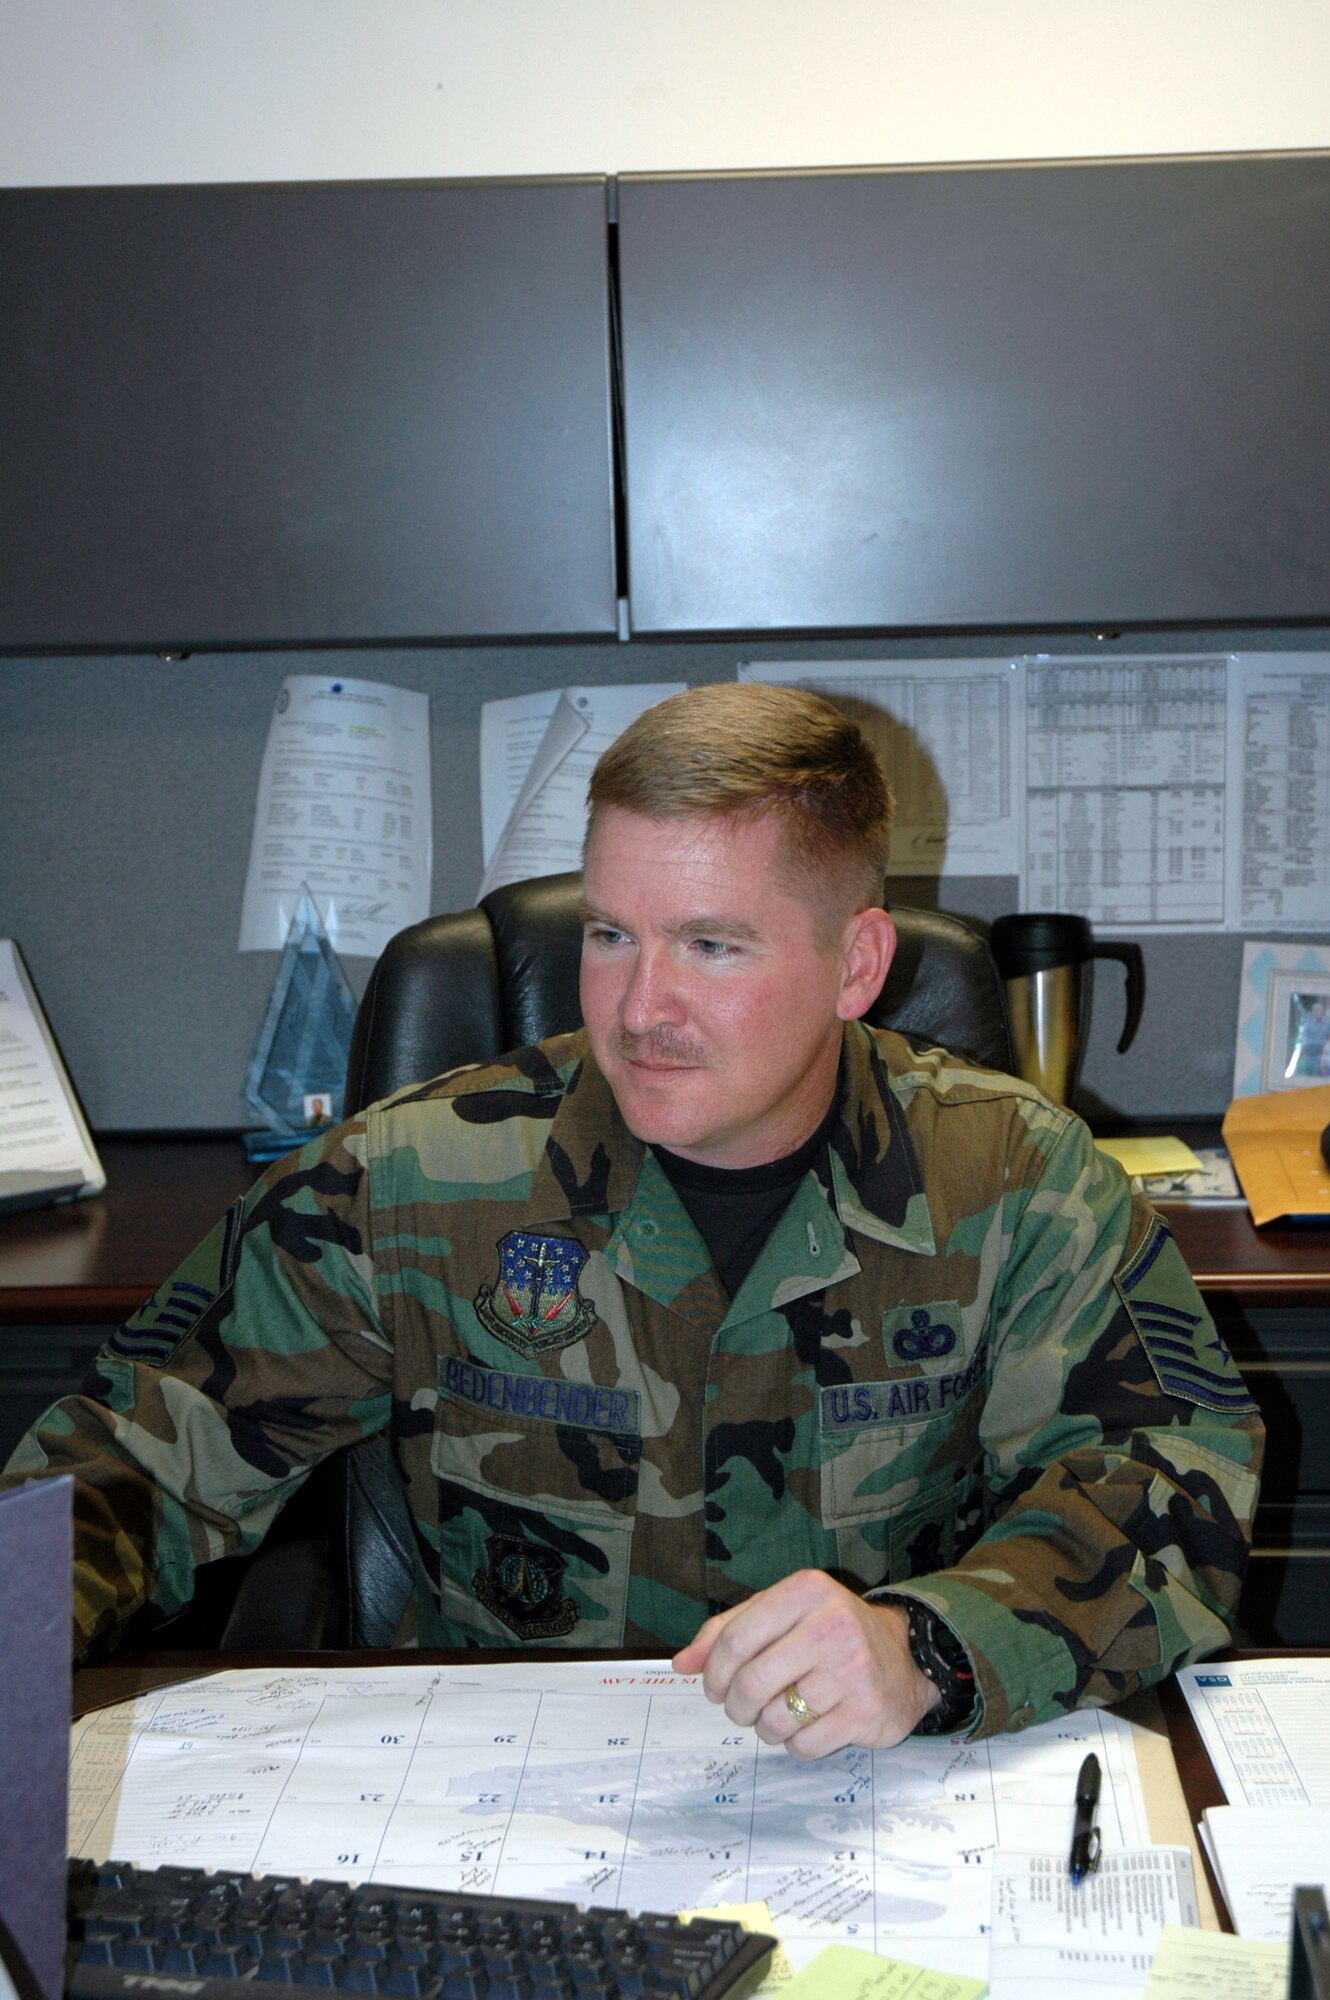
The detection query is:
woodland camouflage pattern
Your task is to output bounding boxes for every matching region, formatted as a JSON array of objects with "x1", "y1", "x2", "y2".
[{"x1": 3, "y1": 1023, "x2": 1263, "y2": 1737}]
